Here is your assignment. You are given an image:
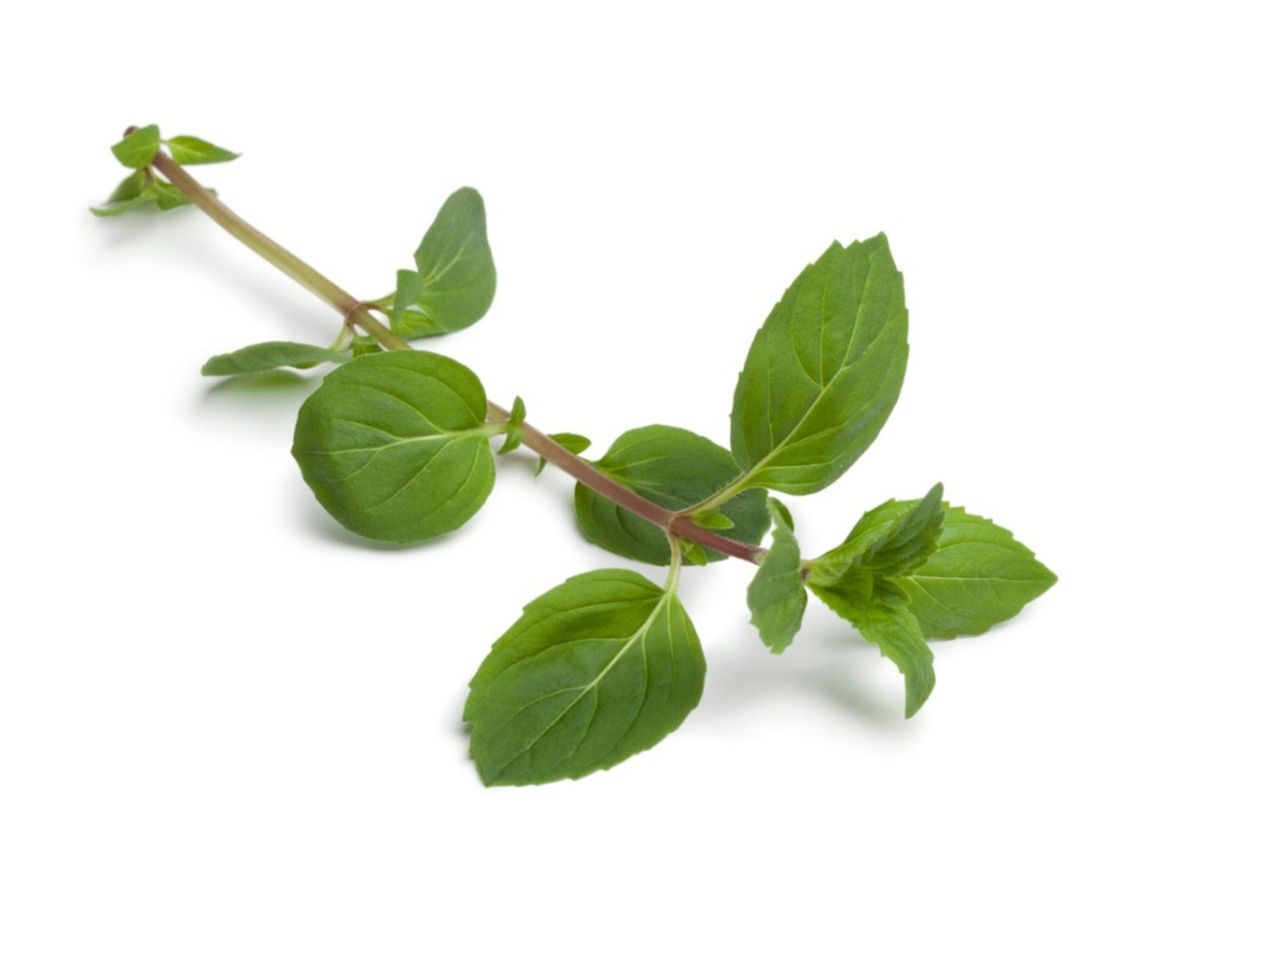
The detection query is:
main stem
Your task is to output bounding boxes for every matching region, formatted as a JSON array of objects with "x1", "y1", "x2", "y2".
[{"x1": 151, "y1": 147, "x2": 764, "y2": 564}]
